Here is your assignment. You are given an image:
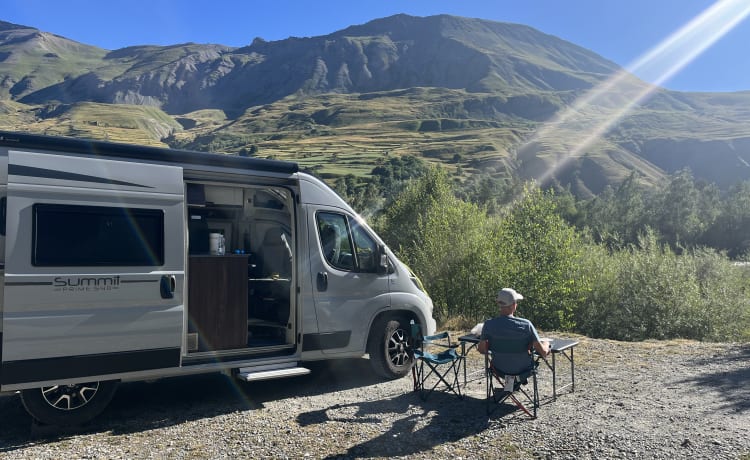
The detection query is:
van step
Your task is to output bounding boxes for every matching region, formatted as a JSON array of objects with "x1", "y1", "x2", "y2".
[{"x1": 236, "y1": 366, "x2": 310, "y2": 382}]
